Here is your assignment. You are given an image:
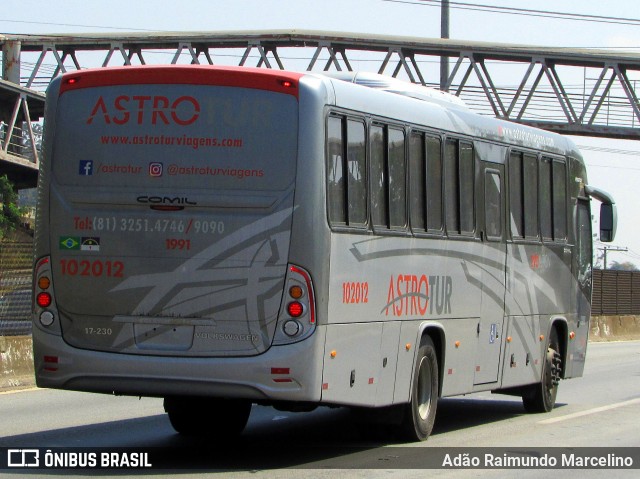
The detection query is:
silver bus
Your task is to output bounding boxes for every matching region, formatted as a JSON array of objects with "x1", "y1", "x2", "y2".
[{"x1": 33, "y1": 65, "x2": 616, "y2": 441}]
